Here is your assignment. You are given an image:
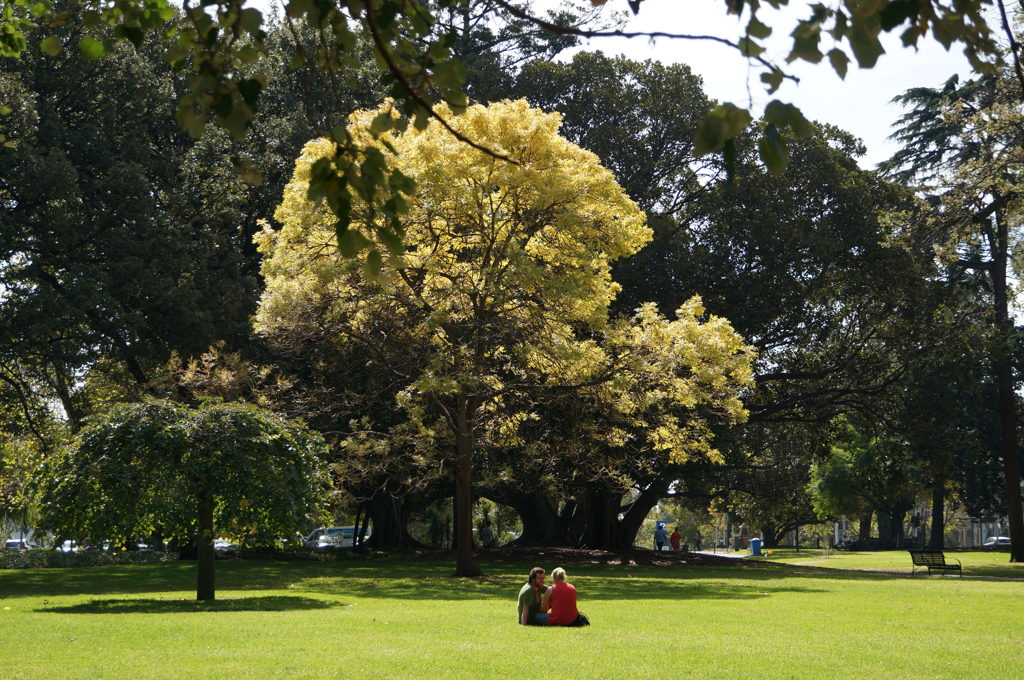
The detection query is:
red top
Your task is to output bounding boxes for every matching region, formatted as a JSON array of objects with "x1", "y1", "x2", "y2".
[
  {"x1": 547, "y1": 582, "x2": 578, "y2": 626},
  {"x1": 670, "y1": 531, "x2": 681, "y2": 549}
]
